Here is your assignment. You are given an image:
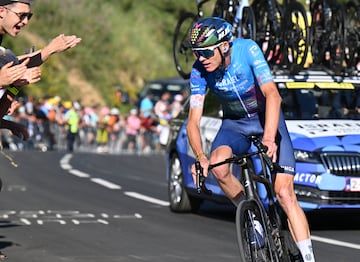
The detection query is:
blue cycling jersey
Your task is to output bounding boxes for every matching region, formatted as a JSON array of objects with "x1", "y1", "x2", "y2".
[{"x1": 190, "y1": 38, "x2": 273, "y2": 119}]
